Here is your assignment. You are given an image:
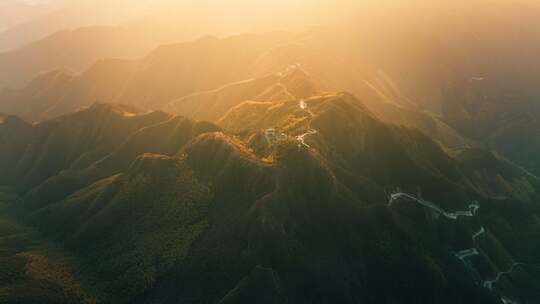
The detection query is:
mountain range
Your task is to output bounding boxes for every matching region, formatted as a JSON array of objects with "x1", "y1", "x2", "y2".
[
  {"x1": 1, "y1": 1, "x2": 540, "y2": 303},
  {"x1": 1, "y1": 87, "x2": 540, "y2": 303},
  {"x1": 0, "y1": 25, "x2": 170, "y2": 90},
  {"x1": 3, "y1": 0, "x2": 540, "y2": 175}
]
